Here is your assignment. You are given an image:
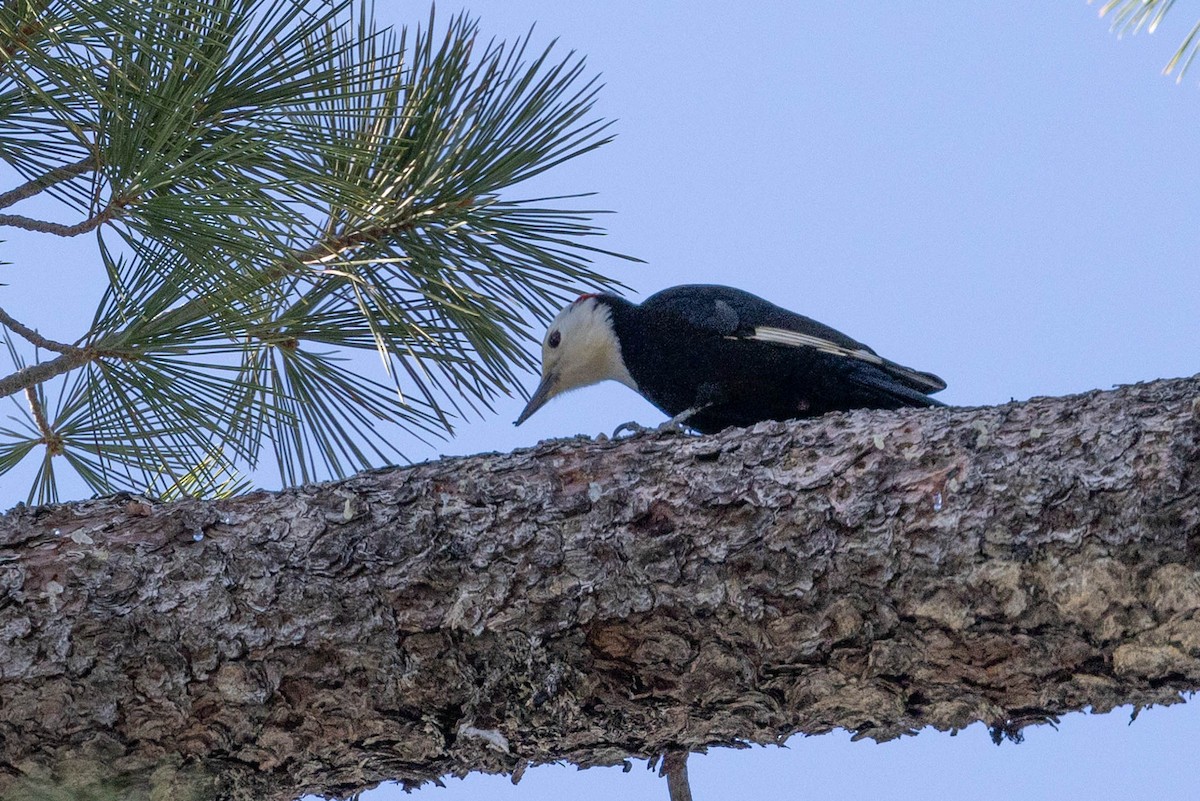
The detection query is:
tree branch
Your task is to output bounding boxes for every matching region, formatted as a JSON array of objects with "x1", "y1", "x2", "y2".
[
  {"x1": 0, "y1": 305, "x2": 81, "y2": 354},
  {"x1": 1, "y1": 376, "x2": 1198, "y2": 801},
  {"x1": 0, "y1": 199, "x2": 445, "y2": 403},
  {"x1": 22, "y1": 385, "x2": 60, "y2": 454},
  {"x1": 0, "y1": 205, "x2": 115, "y2": 236},
  {"x1": 0, "y1": 348, "x2": 94, "y2": 398},
  {"x1": 0, "y1": 156, "x2": 96, "y2": 211},
  {"x1": 295, "y1": 219, "x2": 417, "y2": 266},
  {"x1": 661, "y1": 752, "x2": 693, "y2": 801},
  {"x1": 0, "y1": 206, "x2": 430, "y2": 400}
]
